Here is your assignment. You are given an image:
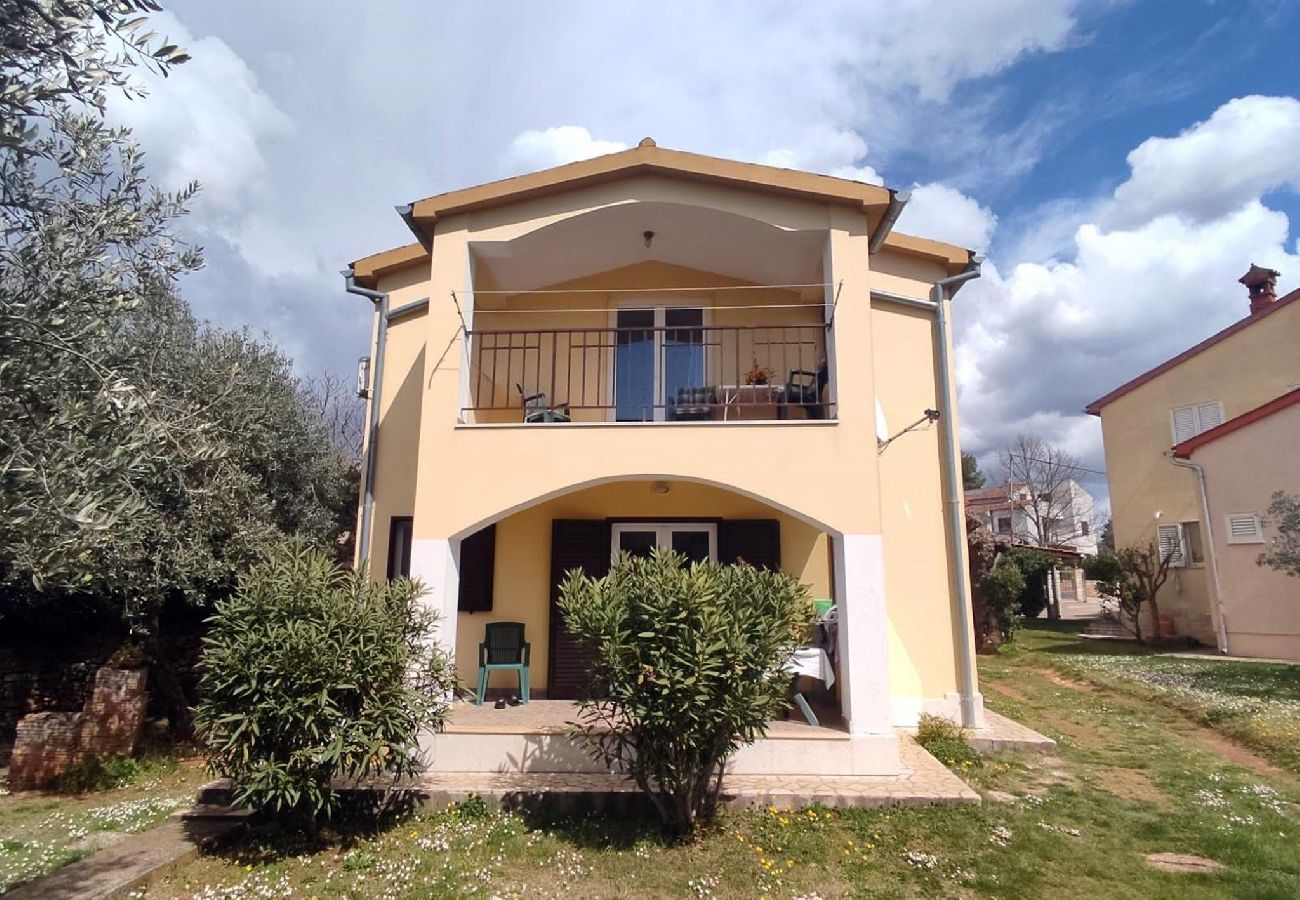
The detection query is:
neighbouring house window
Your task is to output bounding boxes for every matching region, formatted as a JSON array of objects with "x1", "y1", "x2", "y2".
[
  {"x1": 387, "y1": 517, "x2": 413, "y2": 580},
  {"x1": 1080, "y1": 520, "x2": 1091, "y2": 536},
  {"x1": 1156, "y1": 523, "x2": 1186, "y2": 567},
  {"x1": 1170, "y1": 401, "x2": 1225, "y2": 445},
  {"x1": 1181, "y1": 521, "x2": 1205, "y2": 565},
  {"x1": 995, "y1": 515, "x2": 1012, "y2": 535},
  {"x1": 1225, "y1": 512, "x2": 1265, "y2": 544},
  {"x1": 458, "y1": 524, "x2": 496, "y2": 612}
]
